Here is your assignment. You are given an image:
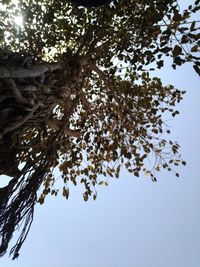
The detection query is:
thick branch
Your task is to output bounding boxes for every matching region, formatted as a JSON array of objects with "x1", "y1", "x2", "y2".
[
  {"x1": 1, "y1": 101, "x2": 41, "y2": 137},
  {"x1": 90, "y1": 63, "x2": 116, "y2": 92},
  {"x1": 5, "y1": 79, "x2": 30, "y2": 105},
  {"x1": 90, "y1": 63, "x2": 109, "y2": 83},
  {"x1": 0, "y1": 63, "x2": 62, "y2": 78},
  {"x1": 47, "y1": 118, "x2": 81, "y2": 138}
]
